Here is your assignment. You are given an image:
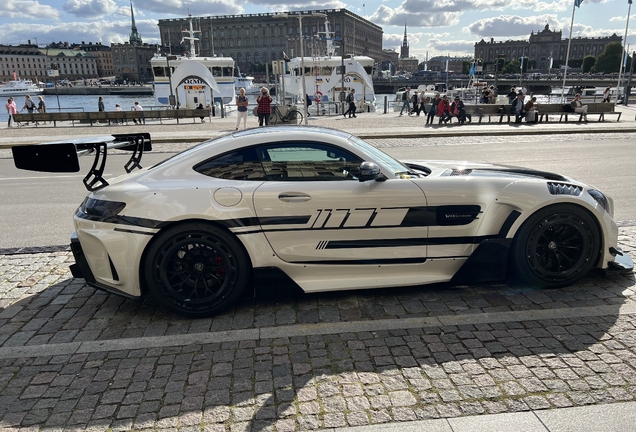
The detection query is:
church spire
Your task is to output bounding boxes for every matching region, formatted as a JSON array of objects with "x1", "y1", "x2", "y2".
[
  {"x1": 400, "y1": 22, "x2": 409, "y2": 58},
  {"x1": 129, "y1": 0, "x2": 143, "y2": 46}
]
